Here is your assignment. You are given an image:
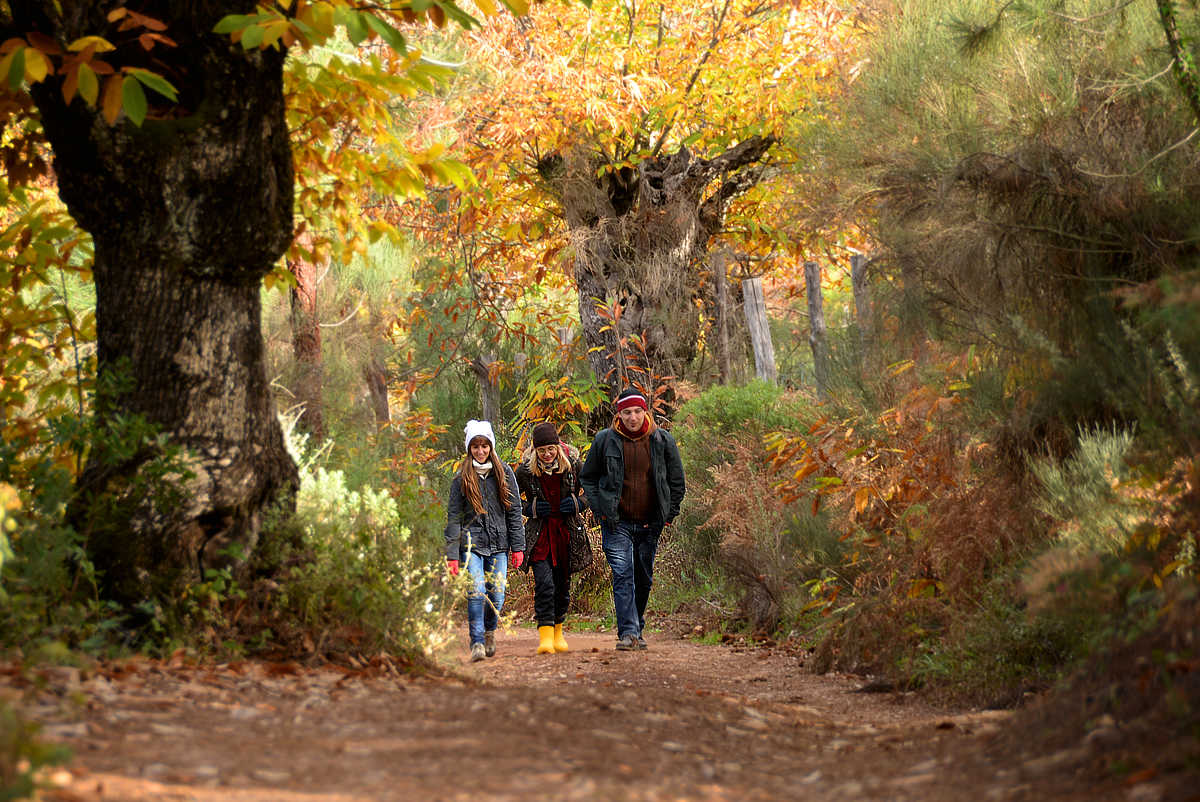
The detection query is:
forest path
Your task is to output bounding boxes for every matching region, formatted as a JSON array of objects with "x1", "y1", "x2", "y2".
[{"x1": 9, "y1": 630, "x2": 1117, "y2": 801}]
